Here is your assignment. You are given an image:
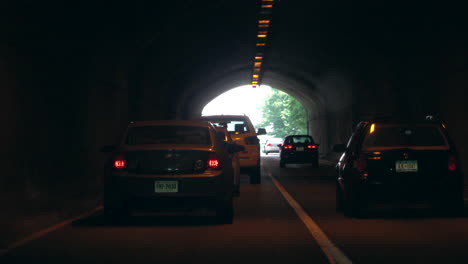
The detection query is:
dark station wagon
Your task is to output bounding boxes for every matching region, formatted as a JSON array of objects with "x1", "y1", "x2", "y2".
[{"x1": 333, "y1": 118, "x2": 464, "y2": 217}]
